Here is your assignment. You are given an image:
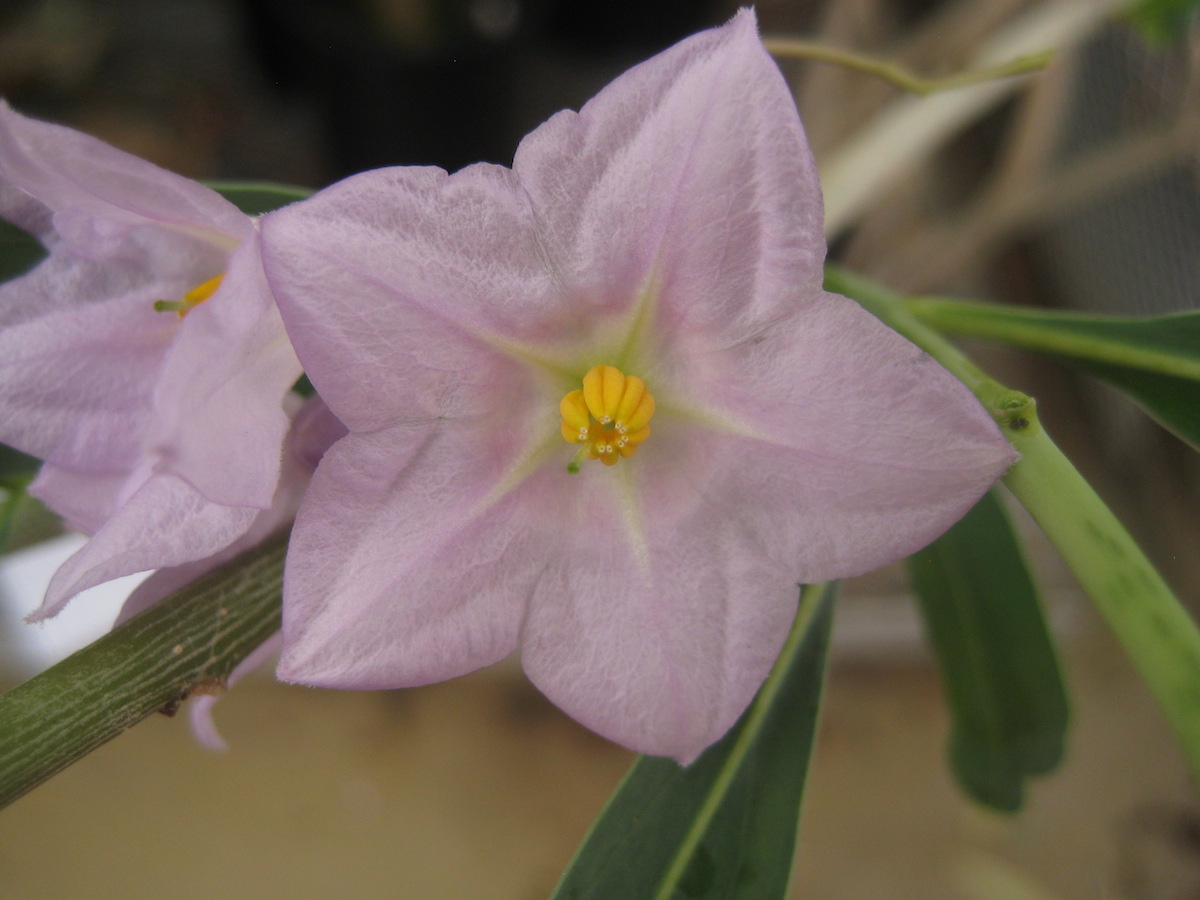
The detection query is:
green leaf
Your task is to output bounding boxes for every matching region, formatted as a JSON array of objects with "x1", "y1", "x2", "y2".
[
  {"x1": 906, "y1": 297, "x2": 1200, "y2": 451},
  {"x1": 0, "y1": 531, "x2": 286, "y2": 809},
  {"x1": 207, "y1": 181, "x2": 313, "y2": 215},
  {"x1": 908, "y1": 490, "x2": 1069, "y2": 812},
  {"x1": 1072, "y1": 359, "x2": 1200, "y2": 452},
  {"x1": 551, "y1": 583, "x2": 835, "y2": 900},
  {"x1": 0, "y1": 218, "x2": 46, "y2": 283},
  {"x1": 1125, "y1": 0, "x2": 1200, "y2": 42}
]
